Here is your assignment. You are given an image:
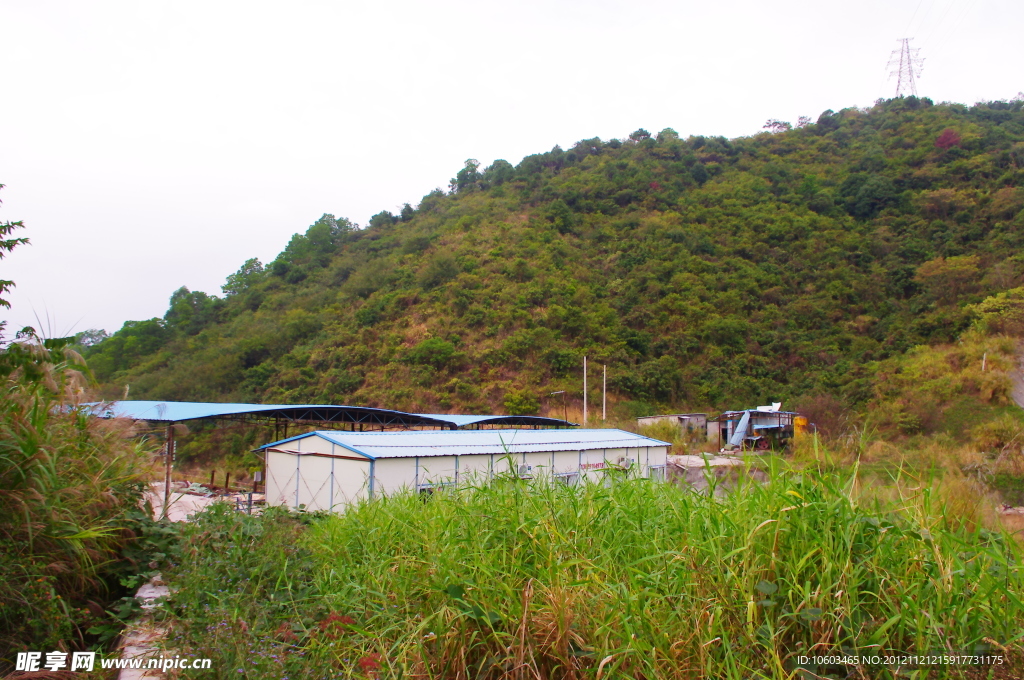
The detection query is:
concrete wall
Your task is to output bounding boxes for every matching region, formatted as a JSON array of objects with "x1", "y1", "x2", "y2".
[{"x1": 637, "y1": 413, "x2": 708, "y2": 432}]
